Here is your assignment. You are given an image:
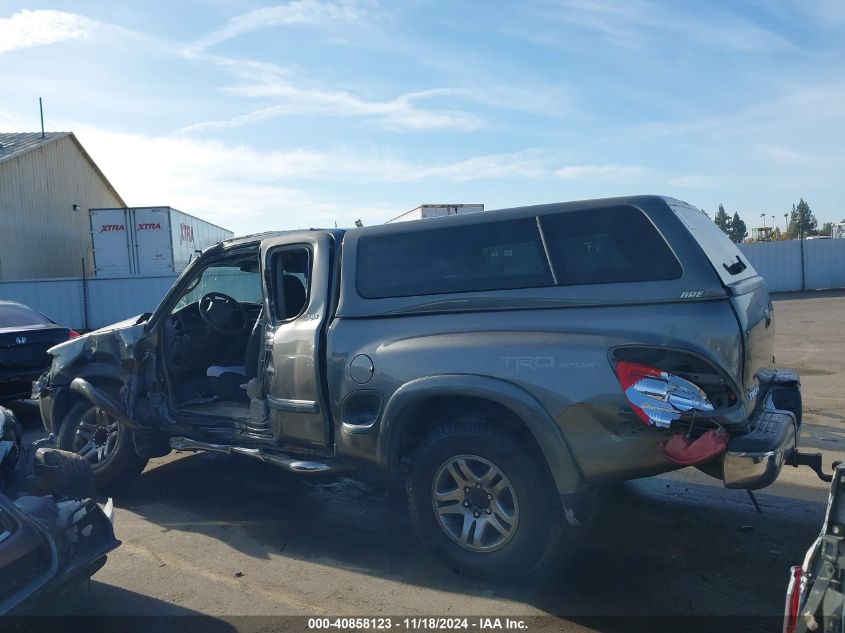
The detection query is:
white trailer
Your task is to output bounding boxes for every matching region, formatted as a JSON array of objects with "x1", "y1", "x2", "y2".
[
  {"x1": 385, "y1": 204, "x2": 484, "y2": 224},
  {"x1": 90, "y1": 207, "x2": 233, "y2": 276},
  {"x1": 833, "y1": 223, "x2": 845, "y2": 239}
]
